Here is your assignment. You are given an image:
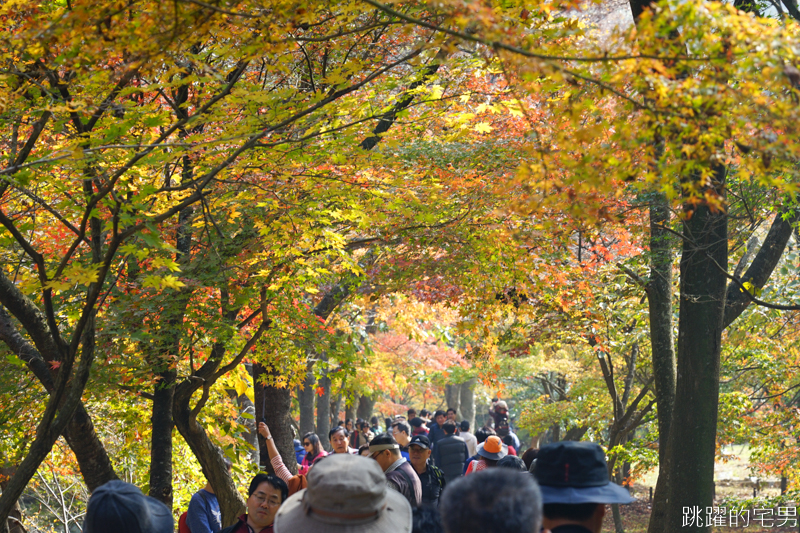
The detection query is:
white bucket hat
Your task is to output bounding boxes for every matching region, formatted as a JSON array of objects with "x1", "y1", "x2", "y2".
[{"x1": 274, "y1": 453, "x2": 412, "y2": 533}]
